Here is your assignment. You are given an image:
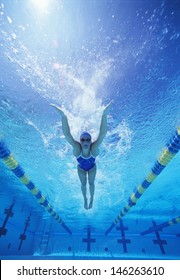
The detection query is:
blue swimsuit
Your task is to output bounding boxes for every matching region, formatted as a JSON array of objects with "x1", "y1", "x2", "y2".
[{"x1": 77, "y1": 152, "x2": 96, "y2": 171}]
